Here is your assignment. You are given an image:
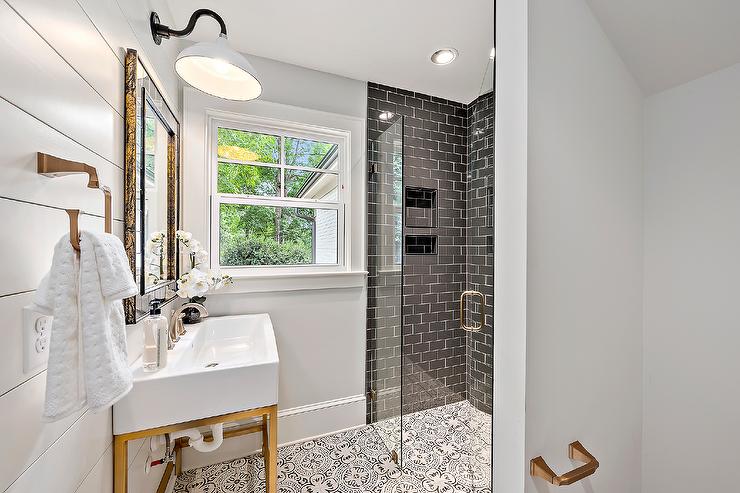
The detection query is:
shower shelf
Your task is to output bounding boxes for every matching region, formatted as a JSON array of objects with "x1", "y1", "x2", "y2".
[
  {"x1": 405, "y1": 187, "x2": 437, "y2": 228},
  {"x1": 405, "y1": 235, "x2": 437, "y2": 255}
]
